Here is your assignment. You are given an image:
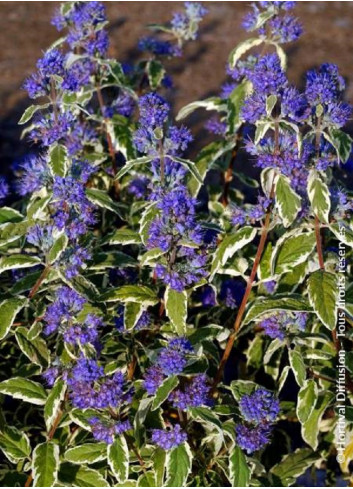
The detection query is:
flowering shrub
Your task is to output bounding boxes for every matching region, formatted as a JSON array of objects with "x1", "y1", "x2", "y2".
[{"x1": 0, "y1": 1, "x2": 352, "y2": 487}]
